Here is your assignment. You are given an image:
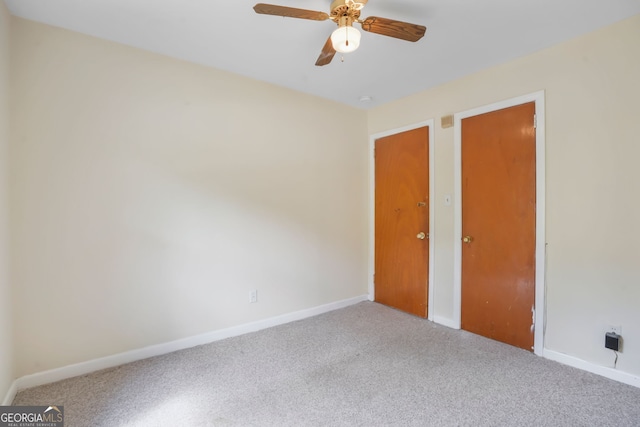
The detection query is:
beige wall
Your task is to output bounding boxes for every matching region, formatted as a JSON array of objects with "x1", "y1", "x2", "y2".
[
  {"x1": 0, "y1": 1, "x2": 13, "y2": 398},
  {"x1": 9, "y1": 18, "x2": 369, "y2": 377},
  {"x1": 369, "y1": 14, "x2": 640, "y2": 377}
]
